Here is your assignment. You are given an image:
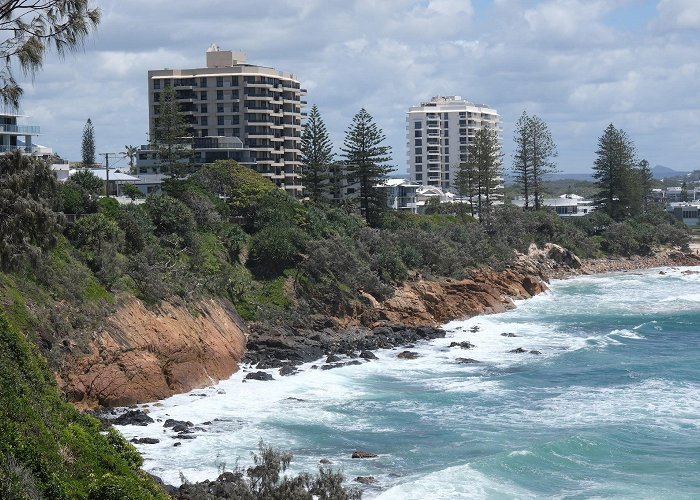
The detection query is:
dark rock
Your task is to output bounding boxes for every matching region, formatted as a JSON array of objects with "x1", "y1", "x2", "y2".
[
  {"x1": 200, "y1": 421, "x2": 213, "y2": 426},
  {"x1": 131, "y1": 437, "x2": 160, "y2": 444},
  {"x1": 173, "y1": 442, "x2": 181, "y2": 447},
  {"x1": 278, "y1": 365, "x2": 297, "y2": 376},
  {"x1": 163, "y1": 419, "x2": 193, "y2": 429},
  {"x1": 501, "y1": 332, "x2": 518, "y2": 337},
  {"x1": 175, "y1": 434, "x2": 196, "y2": 440},
  {"x1": 469, "y1": 326, "x2": 480, "y2": 333},
  {"x1": 321, "y1": 363, "x2": 343, "y2": 371},
  {"x1": 244, "y1": 371, "x2": 274, "y2": 381},
  {"x1": 449, "y1": 341, "x2": 476, "y2": 349},
  {"x1": 319, "y1": 458, "x2": 332, "y2": 464},
  {"x1": 529, "y1": 350, "x2": 542, "y2": 355},
  {"x1": 189, "y1": 393, "x2": 207, "y2": 397},
  {"x1": 352, "y1": 450, "x2": 378, "y2": 458},
  {"x1": 345, "y1": 360, "x2": 362, "y2": 366},
  {"x1": 114, "y1": 410, "x2": 154, "y2": 426},
  {"x1": 147, "y1": 473, "x2": 178, "y2": 495},
  {"x1": 509, "y1": 347, "x2": 527, "y2": 354},
  {"x1": 326, "y1": 354, "x2": 341, "y2": 363},
  {"x1": 397, "y1": 351, "x2": 419, "y2": 360},
  {"x1": 355, "y1": 476, "x2": 378, "y2": 484},
  {"x1": 359, "y1": 350, "x2": 378, "y2": 360},
  {"x1": 172, "y1": 424, "x2": 193, "y2": 433},
  {"x1": 455, "y1": 358, "x2": 481, "y2": 364}
]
